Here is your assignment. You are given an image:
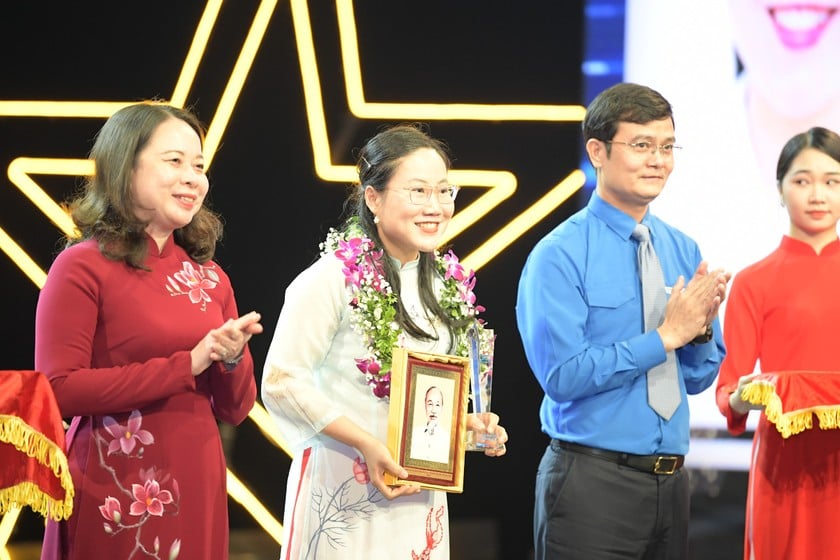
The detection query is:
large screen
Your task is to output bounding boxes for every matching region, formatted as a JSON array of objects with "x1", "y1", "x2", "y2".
[{"x1": 583, "y1": 0, "x2": 840, "y2": 470}]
